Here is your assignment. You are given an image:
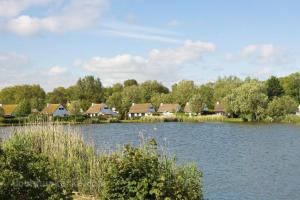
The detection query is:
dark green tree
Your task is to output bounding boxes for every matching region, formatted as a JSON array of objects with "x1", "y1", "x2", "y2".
[
  {"x1": 280, "y1": 73, "x2": 300, "y2": 103},
  {"x1": 140, "y1": 80, "x2": 169, "y2": 102},
  {"x1": 266, "y1": 96, "x2": 298, "y2": 119},
  {"x1": 46, "y1": 87, "x2": 70, "y2": 107},
  {"x1": 265, "y1": 76, "x2": 284, "y2": 100},
  {"x1": 124, "y1": 79, "x2": 138, "y2": 87}
]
